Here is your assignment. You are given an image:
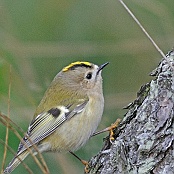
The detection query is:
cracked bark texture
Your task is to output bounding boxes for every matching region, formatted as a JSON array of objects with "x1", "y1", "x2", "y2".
[{"x1": 88, "y1": 50, "x2": 174, "y2": 174}]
